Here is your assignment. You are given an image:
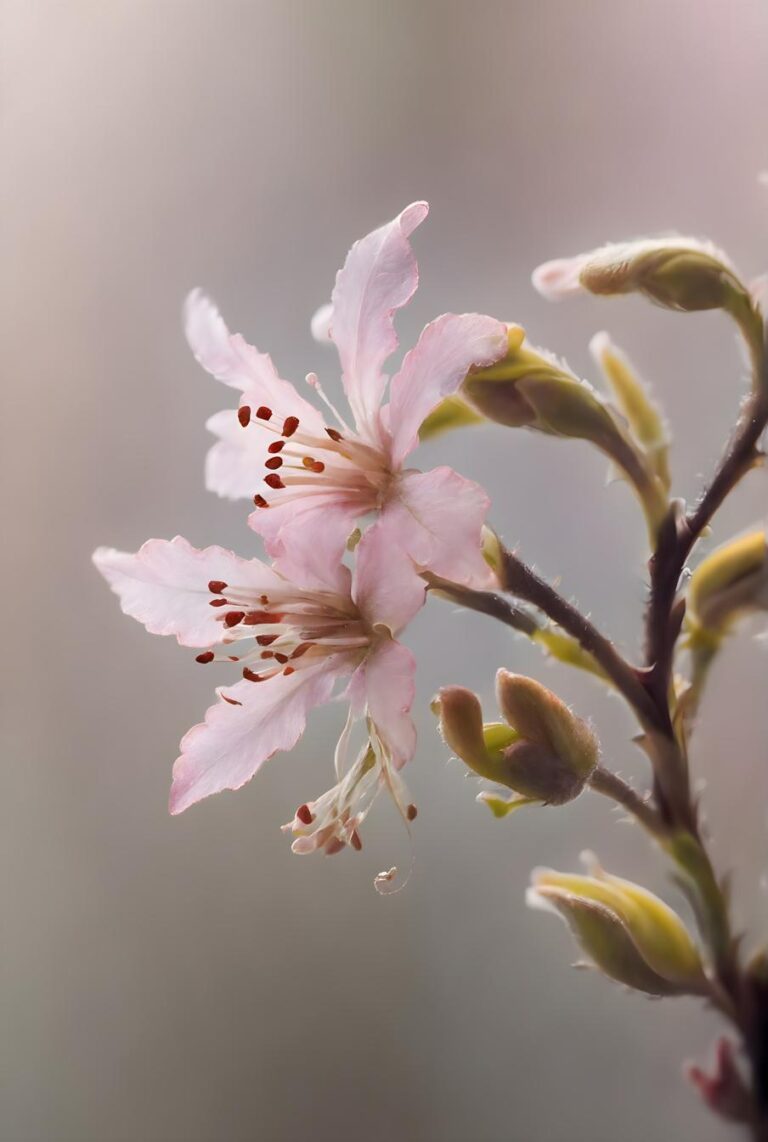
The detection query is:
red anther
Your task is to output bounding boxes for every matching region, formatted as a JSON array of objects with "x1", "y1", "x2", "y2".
[
  {"x1": 224, "y1": 610, "x2": 245, "y2": 628},
  {"x1": 260, "y1": 650, "x2": 274, "y2": 660},
  {"x1": 209, "y1": 598, "x2": 229, "y2": 607},
  {"x1": 274, "y1": 652, "x2": 289, "y2": 664},
  {"x1": 264, "y1": 473, "x2": 285, "y2": 489},
  {"x1": 302, "y1": 456, "x2": 315, "y2": 468},
  {"x1": 256, "y1": 405, "x2": 272, "y2": 420},
  {"x1": 265, "y1": 456, "x2": 283, "y2": 471},
  {"x1": 221, "y1": 695, "x2": 243, "y2": 706},
  {"x1": 256, "y1": 633, "x2": 278, "y2": 646},
  {"x1": 242, "y1": 610, "x2": 283, "y2": 625},
  {"x1": 311, "y1": 461, "x2": 325, "y2": 473},
  {"x1": 325, "y1": 837, "x2": 346, "y2": 856},
  {"x1": 228, "y1": 655, "x2": 240, "y2": 662},
  {"x1": 296, "y1": 804, "x2": 314, "y2": 825},
  {"x1": 282, "y1": 665, "x2": 295, "y2": 676},
  {"x1": 406, "y1": 804, "x2": 418, "y2": 822},
  {"x1": 208, "y1": 580, "x2": 228, "y2": 594},
  {"x1": 350, "y1": 830, "x2": 363, "y2": 851},
  {"x1": 195, "y1": 651, "x2": 215, "y2": 664},
  {"x1": 291, "y1": 642, "x2": 312, "y2": 659},
  {"x1": 260, "y1": 595, "x2": 269, "y2": 604},
  {"x1": 325, "y1": 428, "x2": 343, "y2": 442},
  {"x1": 267, "y1": 440, "x2": 285, "y2": 454},
  {"x1": 253, "y1": 494, "x2": 269, "y2": 508},
  {"x1": 282, "y1": 415, "x2": 300, "y2": 437},
  {"x1": 237, "y1": 405, "x2": 251, "y2": 428},
  {"x1": 242, "y1": 667, "x2": 263, "y2": 682}
]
